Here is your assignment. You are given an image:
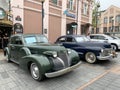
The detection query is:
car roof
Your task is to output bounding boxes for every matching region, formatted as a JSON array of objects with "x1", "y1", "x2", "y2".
[
  {"x1": 11, "y1": 34, "x2": 45, "y2": 37},
  {"x1": 60, "y1": 35, "x2": 85, "y2": 37}
]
